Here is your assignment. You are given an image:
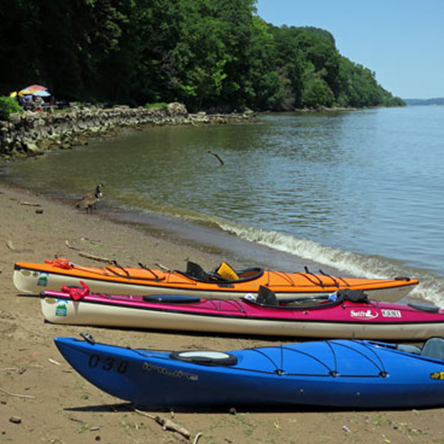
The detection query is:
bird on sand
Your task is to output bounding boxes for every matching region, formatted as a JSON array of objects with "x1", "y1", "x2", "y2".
[{"x1": 75, "y1": 183, "x2": 103, "y2": 214}]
